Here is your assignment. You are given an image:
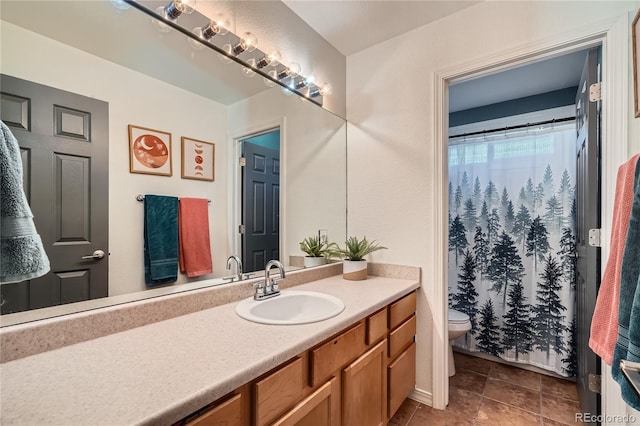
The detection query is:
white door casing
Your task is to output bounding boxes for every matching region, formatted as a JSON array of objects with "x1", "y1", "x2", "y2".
[{"x1": 430, "y1": 14, "x2": 629, "y2": 413}]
